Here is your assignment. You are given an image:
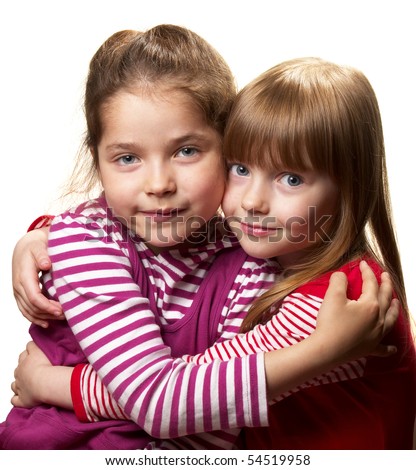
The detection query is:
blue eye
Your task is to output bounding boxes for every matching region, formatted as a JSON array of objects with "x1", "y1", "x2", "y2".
[
  {"x1": 178, "y1": 147, "x2": 198, "y2": 158},
  {"x1": 230, "y1": 164, "x2": 250, "y2": 177},
  {"x1": 118, "y1": 155, "x2": 138, "y2": 165},
  {"x1": 281, "y1": 173, "x2": 303, "y2": 186}
]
